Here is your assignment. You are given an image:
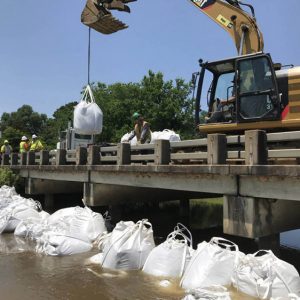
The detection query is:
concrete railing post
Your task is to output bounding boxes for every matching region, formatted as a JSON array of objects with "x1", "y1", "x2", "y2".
[
  {"x1": 76, "y1": 147, "x2": 87, "y2": 165},
  {"x1": 87, "y1": 145, "x2": 101, "y2": 165},
  {"x1": 1, "y1": 154, "x2": 10, "y2": 166},
  {"x1": 117, "y1": 143, "x2": 131, "y2": 165},
  {"x1": 20, "y1": 152, "x2": 27, "y2": 165},
  {"x1": 10, "y1": 153, "x2": 19, "y2": 166},
  {"x1": 27, "y1": 151, "x2": 35, "y2": 165},
  {"x1": 207, "y1": 134, "x2": 227, "y2": 165},
  {"x1": 154, "y1": 140, "x2": 170, "y2": 165},
  {"x1": 40, "y1": 150, "x2": 49, "y2": 165},
  {"x1": 245, "y1": 130, "x2": 268, "y2": 165},
  {"x1": 56, "y1": 149, "x2": 67, "y2": 165}
]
